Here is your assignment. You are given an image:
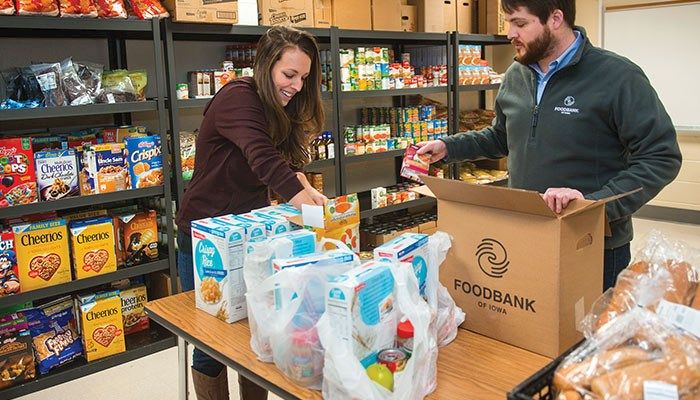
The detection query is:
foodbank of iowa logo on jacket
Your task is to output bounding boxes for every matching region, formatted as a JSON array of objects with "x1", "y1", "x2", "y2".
[
  {"x1": 453, "y1": 238, "x2": 536, "y2": 314},
  {"x1": 555, "y1": 95, "x2": 580, "y2": 115}
]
